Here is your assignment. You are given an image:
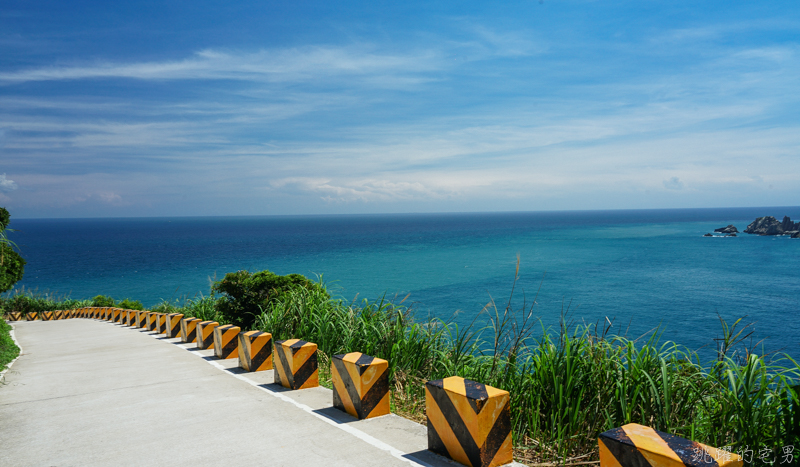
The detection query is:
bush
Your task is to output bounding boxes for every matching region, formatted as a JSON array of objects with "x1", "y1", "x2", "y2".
[
  {"x1": 212, "y1": 270, "x2": 328, "y2": 329},
  {"x1": 0, "y1": 319, "x2": 20, "y2": 372},
  {"x1": 91, "y1": 295, "x2": 116, "y2": 307},
  {"x1": 116, "y1": 298, "x2": 143, "y2": 310},
  {"x1": 0, "y1": 207, "x2": 25, "y2": 294}
]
